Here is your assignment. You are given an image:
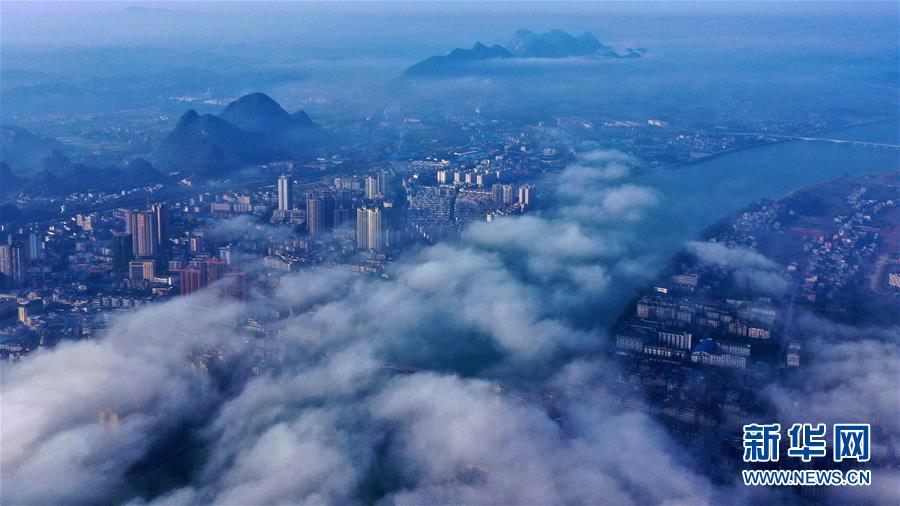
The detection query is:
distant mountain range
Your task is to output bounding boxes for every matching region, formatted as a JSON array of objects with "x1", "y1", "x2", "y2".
[
  {"x1": 154, "y1": 92, "x2": 327, "y2": 176},
  {"x1": 403, "y1": 28, "x2": 646, "y2": 77},
  {"x1": 403, "y1": 42, "x2": 514, "y2": 77},
  {"x1": 0, "y1": 155, "x2": 170, "y2": 199},
  {"x1": 507, "y1": 29, "x2": 611, "y2": 58},
  {"x1": 0, "y1": 93, "x2": 326, "y2": 196},
  {"x1": 1, "y1": 126, "x2": 63, "y2": 173},
  {"x1": 219, "y1": 92, "x2": 319, "y2": 140},
  {"x1": 1, "y1": 123, "x2": 177, "y2": 198},
  {"x1": 0, "y1": 162, "x2": 23, "y2": 197}
]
